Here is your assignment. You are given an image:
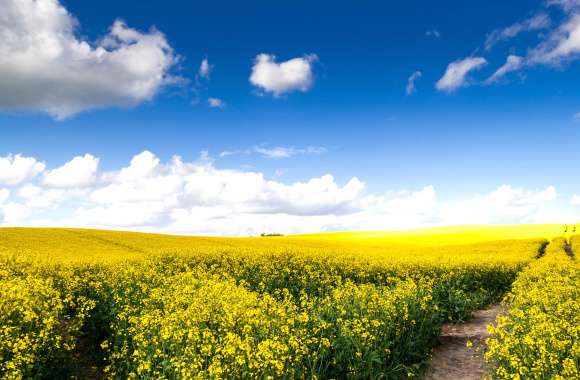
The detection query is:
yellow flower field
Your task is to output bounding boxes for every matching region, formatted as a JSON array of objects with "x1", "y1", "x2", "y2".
[
  {"x1": 0, "y1": 225, "x2": 576, "y2": 379},
  {"x1": 485, "y1": 235, "x2": 580, "y2": 379}
]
